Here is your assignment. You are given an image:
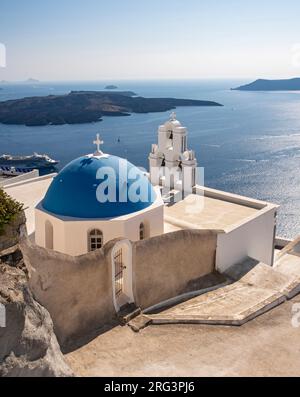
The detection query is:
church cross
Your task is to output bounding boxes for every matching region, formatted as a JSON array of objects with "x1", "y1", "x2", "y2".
[
  {"x1": 170, "y1": 111, "x2": 177, "y2": 121},
  {"x1": 93, "y1": 133, "x2": 104, "y2": 155}
]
